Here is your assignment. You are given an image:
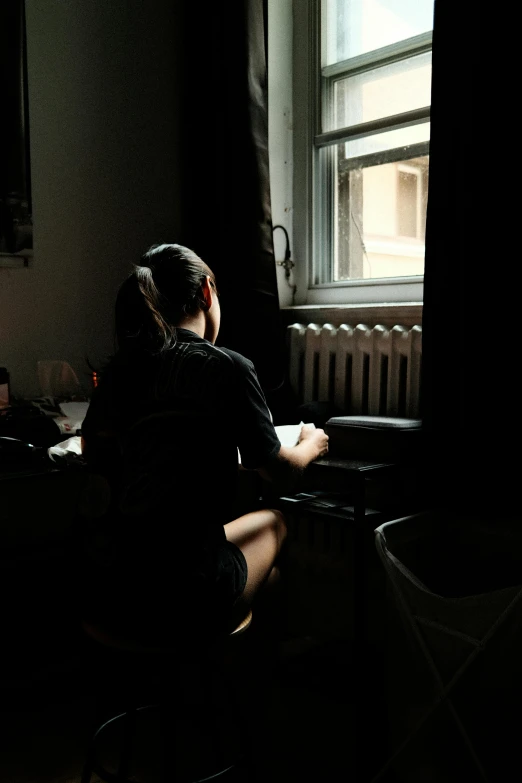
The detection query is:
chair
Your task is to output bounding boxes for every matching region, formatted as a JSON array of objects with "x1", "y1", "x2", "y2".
[
  {"x1": 77, "y1": 411, "x2": 261, "y2": 782},
  {"x1": 80, "y1": 607, "x2": 256, "y2": 783},
  {"x1": 372, "y1": 510, "x2": 522, "y2": 783}
]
